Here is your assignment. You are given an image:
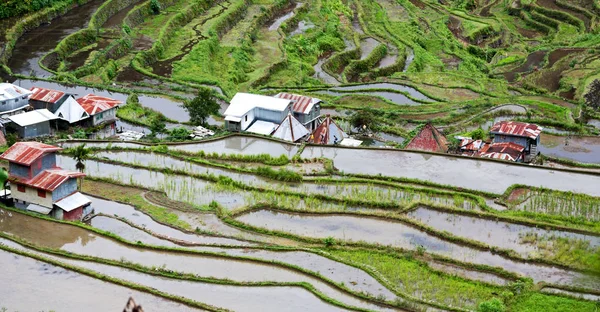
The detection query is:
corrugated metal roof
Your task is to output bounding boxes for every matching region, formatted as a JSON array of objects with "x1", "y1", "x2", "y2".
[
  {"x1": 460, "y1": 138, "x2": 484, "y2": 151},
  {"x1": 8, "y1": 109, "x2": 58, "y2": 126},
  {"x1": 29, "y1": 87, "x2": 66, "y2": 104},
  {"x1": 272, "y1": 114, "x2": 310, "y2": 142},
  {"x1": 310, "y1": 115, "x2": 346, "y2": 144},
  {"x1": 479, "y1": 142, "x2": 525, "y2": 162},
  {"x1": 225, "y1": 93, "x2": 291, "y2": 118},
  {"x1": 274, "y1": 93, "x2": 321, "y2": 115},
  {"x1": 55, "y1": 192, "x2": 91, "y2": 212},
  {"x1": 406, "y1": 124, "x2": 448, "y2": 153},
  {"x1": 0, "y1": 83, "x2": 33, "y2": 101},
  {"x1": 0, "y1": 141, "x2": 62, "y2": 165},
  {"x1": 26, "y1": 203, "x2": 52, "y2": 215},
  {"x1": 76, "y1": 94, "x2": 122, "y2": 115},
  {"x1": 12, "y1": 169, "x2": 85, "y2": 191},
  {"x1": 490, "y1": 121, "x2": 542, "y2": 140}
]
